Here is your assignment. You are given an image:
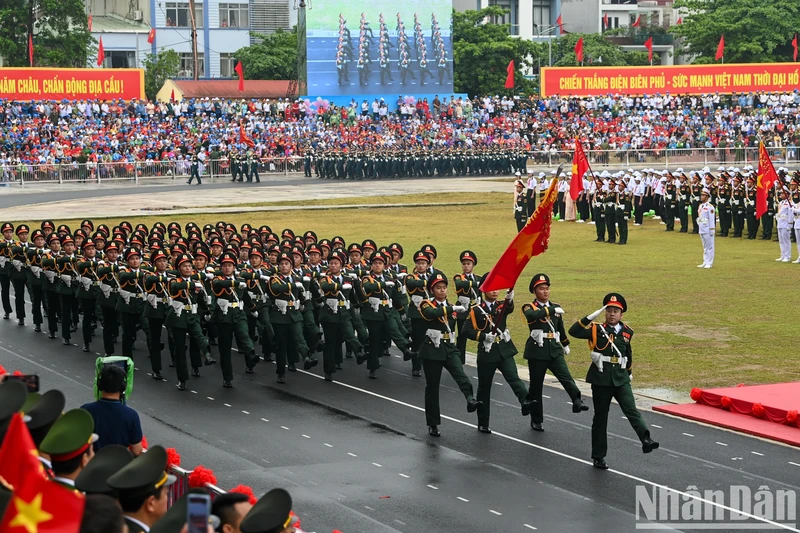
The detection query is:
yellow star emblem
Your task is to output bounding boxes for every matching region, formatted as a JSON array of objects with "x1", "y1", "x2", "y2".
[
  {"x1": 9, "y1": 493, "x2": 53, "y2": 533},
  {"x1": 515, "y1": 228, "x2": 542, "y2": 262}
]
